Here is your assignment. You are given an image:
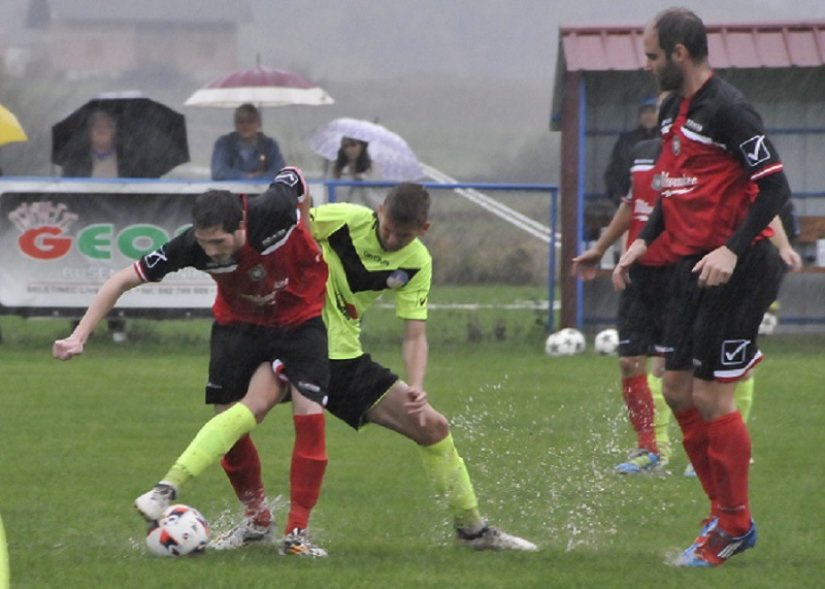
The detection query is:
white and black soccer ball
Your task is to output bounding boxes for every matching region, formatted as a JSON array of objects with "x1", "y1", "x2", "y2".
[
  {"x1": 758, "y1": 311, "x2": 778, "y2": 336},
  {"x1": 146, "y1": 504, "x2": 209, "y2": 557},
  {"x1": 544, "y1": 327, "x2": 586, "y2": 357},
  {"x1": 594, "y1": 328, "x2": 620, "y2": 355}
]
